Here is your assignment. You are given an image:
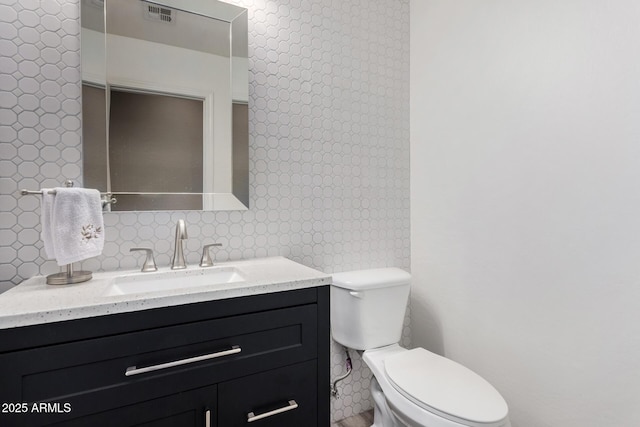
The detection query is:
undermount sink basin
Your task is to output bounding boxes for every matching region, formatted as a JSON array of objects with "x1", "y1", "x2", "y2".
[{"x1": 104, "y1": 266, "x2": 246, "y2": 297}]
